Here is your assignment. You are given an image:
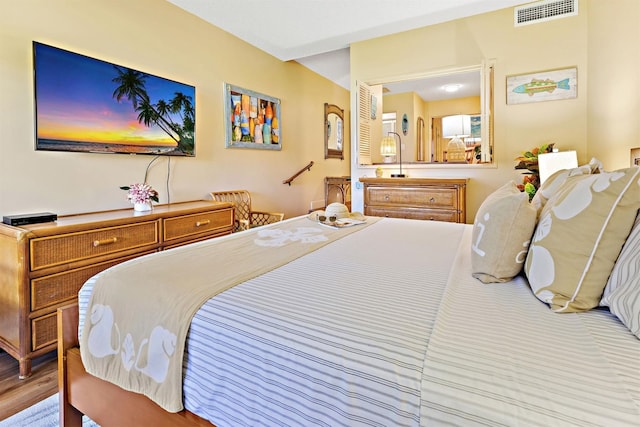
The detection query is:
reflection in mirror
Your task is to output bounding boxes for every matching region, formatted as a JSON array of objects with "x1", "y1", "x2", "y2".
[
  {"x1": 416, "y1": 117, "x2": 425, "y2": 161},
  {"x1": 357, "y1": 63, "x2": 493, "y2": 166},
  {"x1": 324, "y1": 103, "x2": 344, "y2": 160},
  {"x1": 381, "y1": 112, "x2": 397, "y2": 163},
  {"x1": 438, "y1": 113, "x2": 482, "y2": 163}
]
